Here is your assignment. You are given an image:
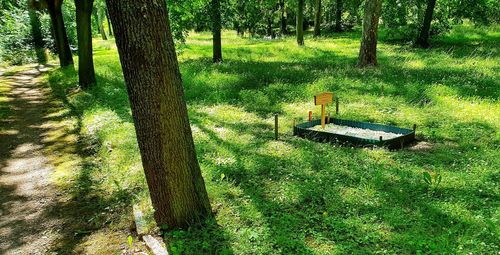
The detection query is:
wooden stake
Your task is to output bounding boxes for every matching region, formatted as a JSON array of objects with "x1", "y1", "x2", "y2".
[
  {"x1": 309, "y1": 111, "x2": 312, "y2": 122},
  {"x1": 336, "y1": 97, "x2": 339, "y2": 115},
  {"x1": 327, "y1": 113, "x2": 331, "y2": 124},
  {"x1": 413, "y1": 124, "x2": 417, "y2": 132},
  {"x1": 321, "y1": 104, "x2": 326, "y2": 128},
  {"x1": 274, "y1": 114, "x2": 279, "y2": 140}
]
